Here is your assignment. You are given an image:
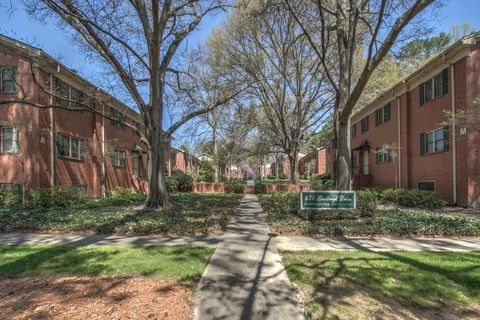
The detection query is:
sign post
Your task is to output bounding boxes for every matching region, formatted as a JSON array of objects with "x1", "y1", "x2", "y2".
[{"x1": 301, "y1": 191, "x2": 356, "y2": 210}]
